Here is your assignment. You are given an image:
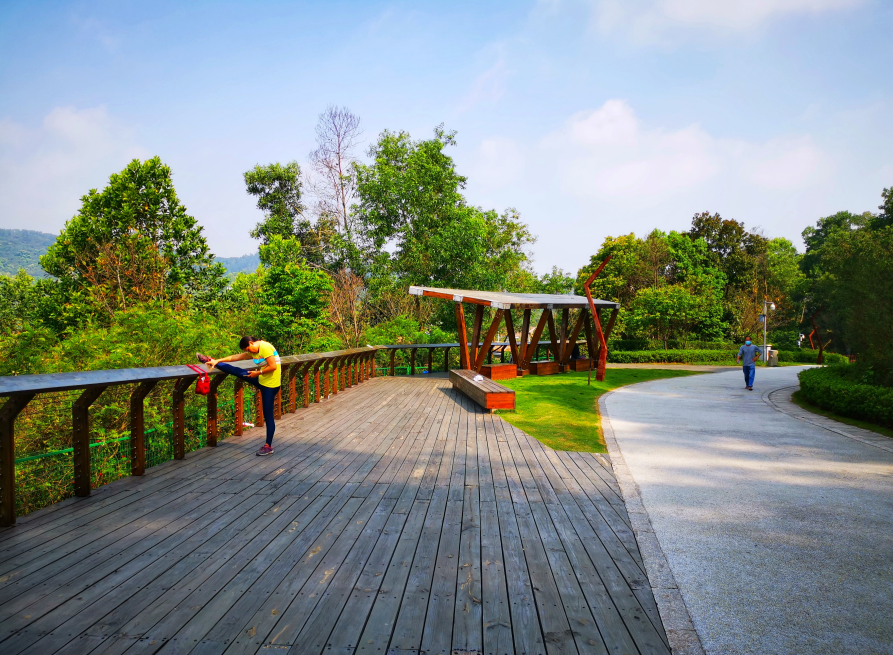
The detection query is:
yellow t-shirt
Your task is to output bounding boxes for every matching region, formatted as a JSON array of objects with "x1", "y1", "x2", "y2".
[{"x1": 252, "y1": 341, "x2": 281, "y2": 388}]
